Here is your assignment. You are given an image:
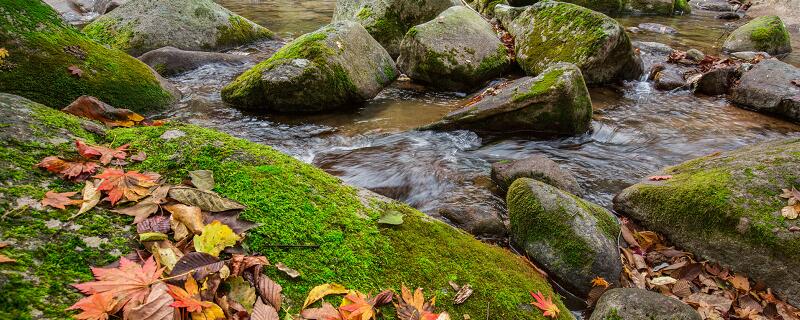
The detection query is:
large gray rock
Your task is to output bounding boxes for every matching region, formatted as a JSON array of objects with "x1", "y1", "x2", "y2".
[
  {"x1": 508, "y1": 178, "x2": 621, "y2": 296},
  {"x1": 422, "y1": 63, "x2": 593, "y2": 134},
  {"x1": 730, "y1": 59, "x2": 800, "y2": 121},
  {"x1": 590, "y1": 288, "x2": 702, "y2": 320},
  {"x1": 221, "y1": 21, "x2": 398, "y2": 113},
  {"x1": 332, "y1": 0, "x2": 459, "y2": 57},
  {"x1": 397, "y1": 6, "x2": 511, "y2": 91},
  {"x1": 690, "y1": 0, "x2": 735, "y2": 11},
  {"x1": 139, "y1": 46, "x2": 251, "y2": 76},
  {"x1": 500, "y1": 1, "x2": 643, "y2": 85},
  {"x1": 694, "y1": 66, "x2": 736, "y2": 95},
  {"x1": 613, "y1": 138, "x2": 800, "y2": 307},
  {"x1": 722, "y1": 16, "x2": 792, "y2": 55},
  {"x1": 746, "y1": 0, "x2": 800, "y2": 34},
  {"x1": 82, "y1": 0, "x2": 274, "y2": 56},
  {"x1": 491, "y1": 155, "x2": 582, "y2": 196}
]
